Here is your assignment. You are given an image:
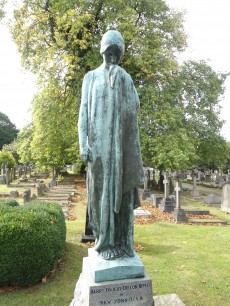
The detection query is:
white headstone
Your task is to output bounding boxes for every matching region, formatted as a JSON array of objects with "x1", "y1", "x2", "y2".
[{"x1": 221, "y1": 183, "x2": 230, "y2": 213}]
